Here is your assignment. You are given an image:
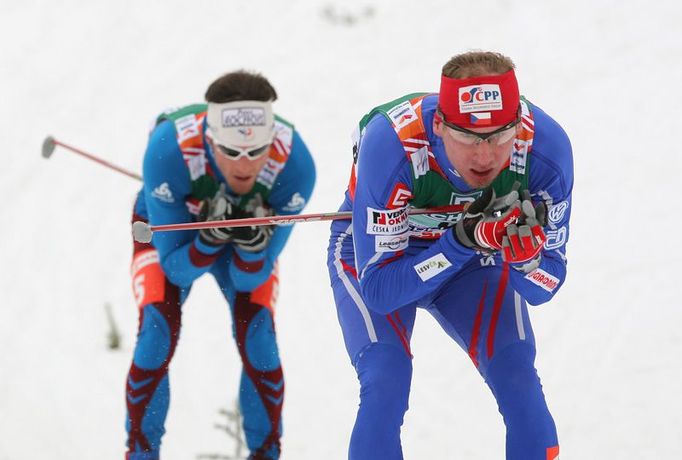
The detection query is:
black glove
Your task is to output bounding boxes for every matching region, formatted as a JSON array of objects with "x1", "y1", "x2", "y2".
[
  {"x1": 198, "y1": 185, "x2": 274, "y2": 253},
  {"x1": 231, "y1": 224, "x2": 273, "y2": 253},
  {"x1": 454, "y1": 182, "x2": 521, "y2": 252},
  {"x1": 231, "y1": 195, "x2": 275, "y2": 252},
  {"x1": 197, "y1": 185, "x2": 244, "y2": 246}
]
